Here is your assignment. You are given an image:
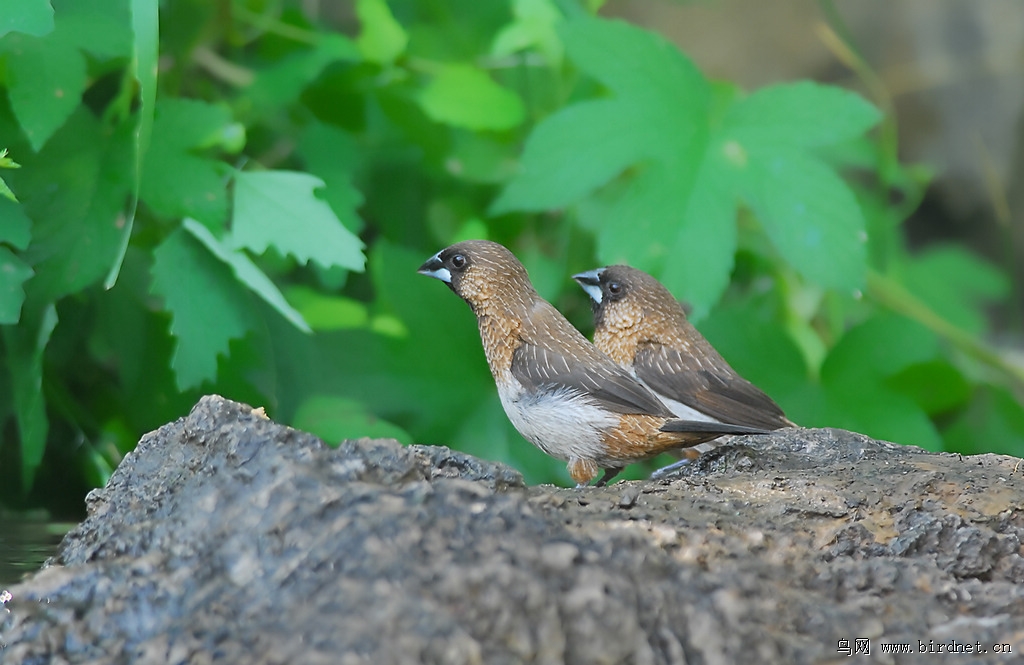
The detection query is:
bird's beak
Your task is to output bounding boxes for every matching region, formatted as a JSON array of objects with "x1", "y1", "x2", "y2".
[
  {"x1": 572, "y1": 269, "x2": 604, "y2": 304},
  {"x1": 417, "y1": 252, "x2": 451, "y2": 283}
]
